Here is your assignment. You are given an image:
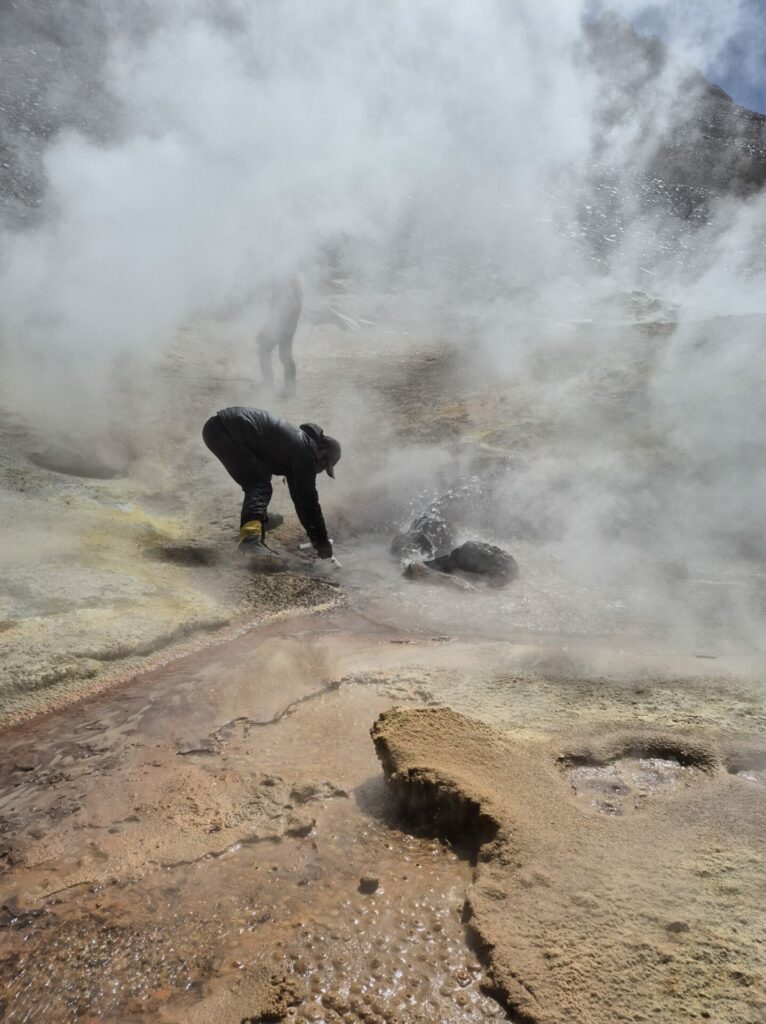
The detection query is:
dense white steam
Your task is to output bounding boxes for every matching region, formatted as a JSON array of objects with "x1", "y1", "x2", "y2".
[
  {"x1": 0, "y1": 0, "x2": 764, "y2": 647},
  {"x1": 2, "y1": 2, "x2": 763, "y2": 382}
]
